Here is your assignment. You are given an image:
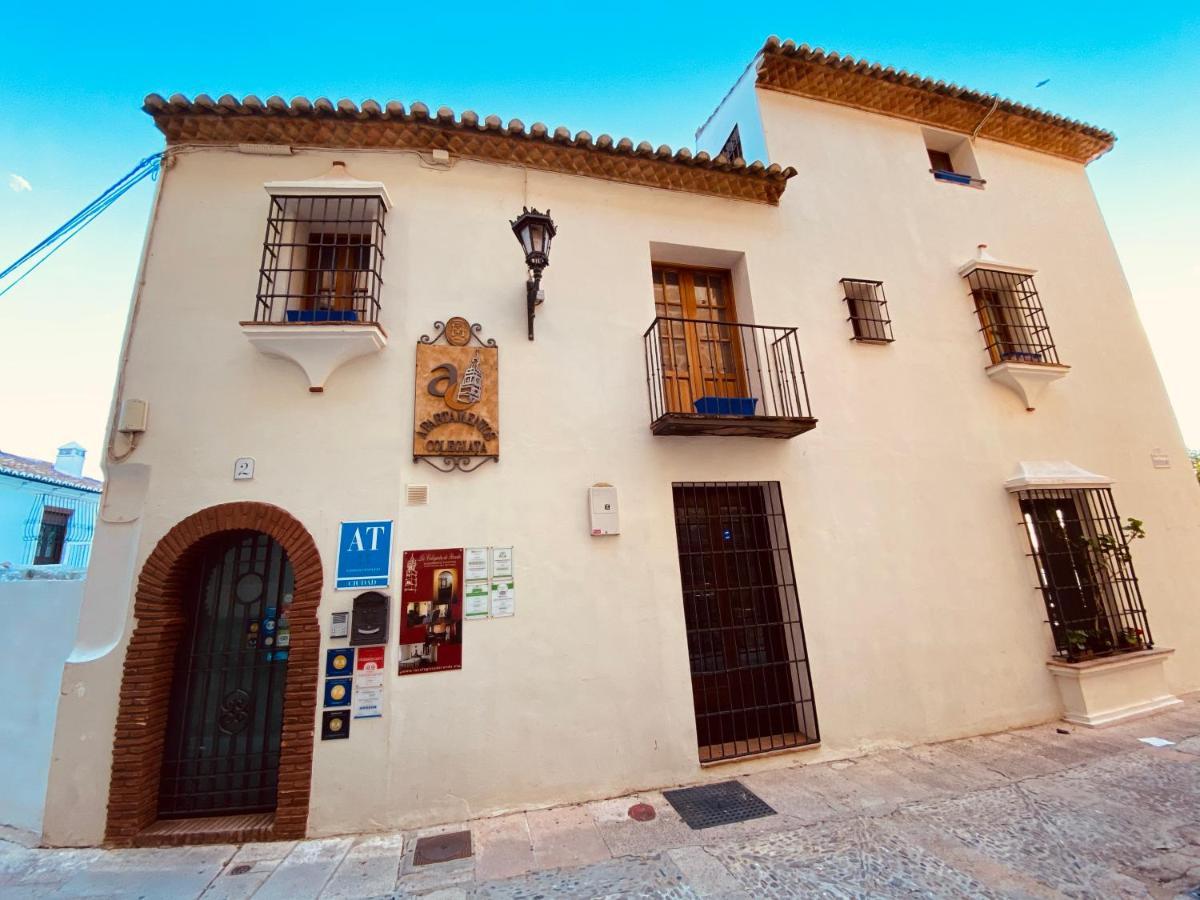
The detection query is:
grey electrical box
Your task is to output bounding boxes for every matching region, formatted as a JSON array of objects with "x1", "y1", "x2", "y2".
[
  {"x1": 589, "y1": 484, "x2": 619, "y2": 536},
  {"x1": 118, "y1": 398, "x2": 149, "y2": 434}
]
